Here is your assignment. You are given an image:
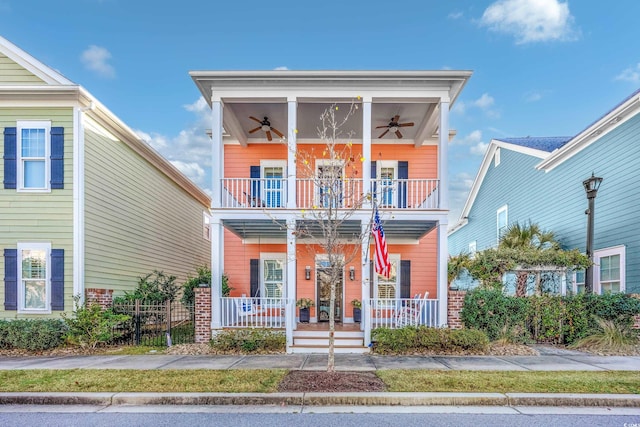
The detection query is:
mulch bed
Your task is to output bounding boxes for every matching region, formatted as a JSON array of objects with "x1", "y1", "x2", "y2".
[{"x1": 277, "y1": 370, "x2": 386, "y2": 392}]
